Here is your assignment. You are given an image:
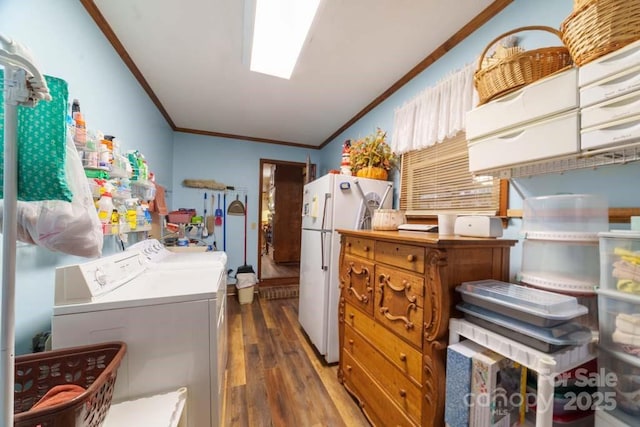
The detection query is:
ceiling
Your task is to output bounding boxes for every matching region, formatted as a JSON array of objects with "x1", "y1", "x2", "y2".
[{"x1": 83, "y1": 0, "x2": 510, "y2": 149}]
